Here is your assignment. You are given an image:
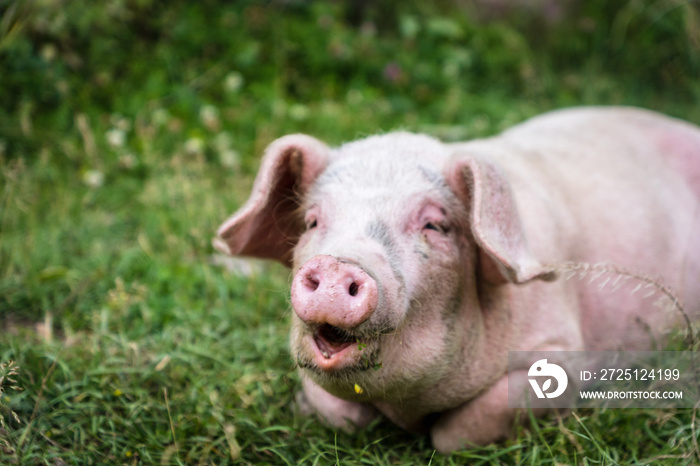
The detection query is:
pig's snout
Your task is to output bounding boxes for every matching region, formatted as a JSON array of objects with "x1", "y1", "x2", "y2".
[{"x1": 291, "y1": 255, "x2": 378, "y2": 330}]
